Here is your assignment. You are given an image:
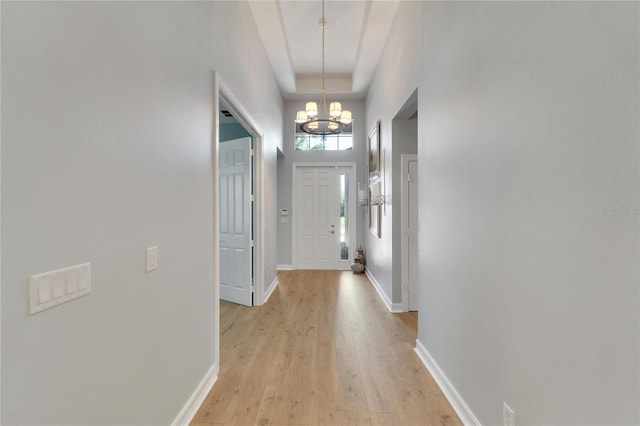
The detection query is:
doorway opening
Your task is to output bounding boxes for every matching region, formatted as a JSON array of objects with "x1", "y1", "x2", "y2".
[
  {"x1": 391, "y1": 89, "x2": 418, "y2": 312},
  {"x1": 210, "y1": 75, "x2": 267, "y2": 401},
  {"x1": 214, "y1": 79, "x2": 265, "y2": 312}
]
